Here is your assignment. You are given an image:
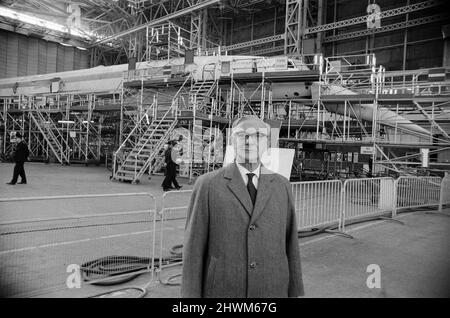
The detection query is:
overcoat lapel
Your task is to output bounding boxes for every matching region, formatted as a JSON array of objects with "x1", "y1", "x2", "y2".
[
  {"x1": 250, "y1": 165, "x2": 275, "y2": 223},
  {"x1": 224, "y1": 162, "x2": 275, "y2": 220},
  {"x1": 224, "y1": 162, "x2": 253, "y2": 217}
]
